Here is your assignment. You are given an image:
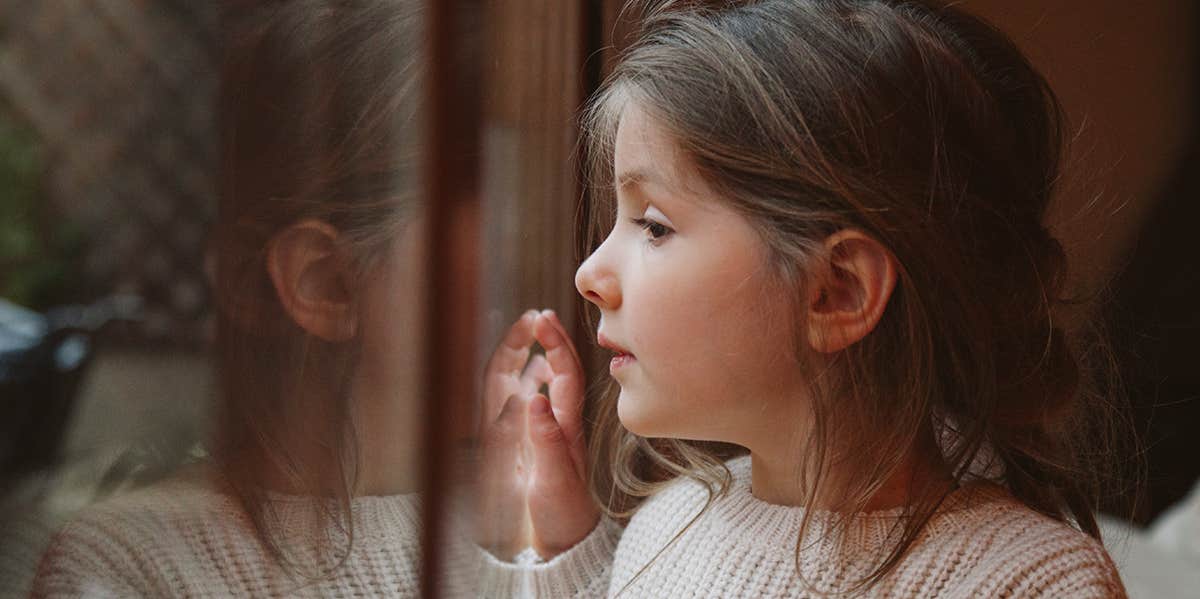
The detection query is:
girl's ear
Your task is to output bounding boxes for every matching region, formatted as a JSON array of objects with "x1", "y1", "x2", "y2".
[
  {"x1": 266, "y1": 219, "x2": 358, "y2": 342},
  {"x1": 805, "y1": 229, "x2": 897, "y2": 353}
]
